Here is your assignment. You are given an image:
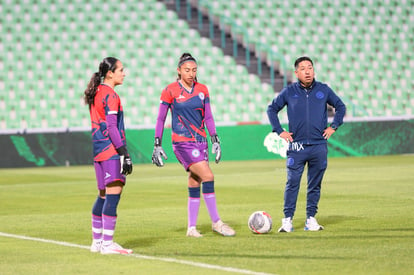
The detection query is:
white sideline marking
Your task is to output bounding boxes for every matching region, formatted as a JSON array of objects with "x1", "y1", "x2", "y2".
[{"x1": 0, "y1": 232, "x2": 277, "y2": 275}]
